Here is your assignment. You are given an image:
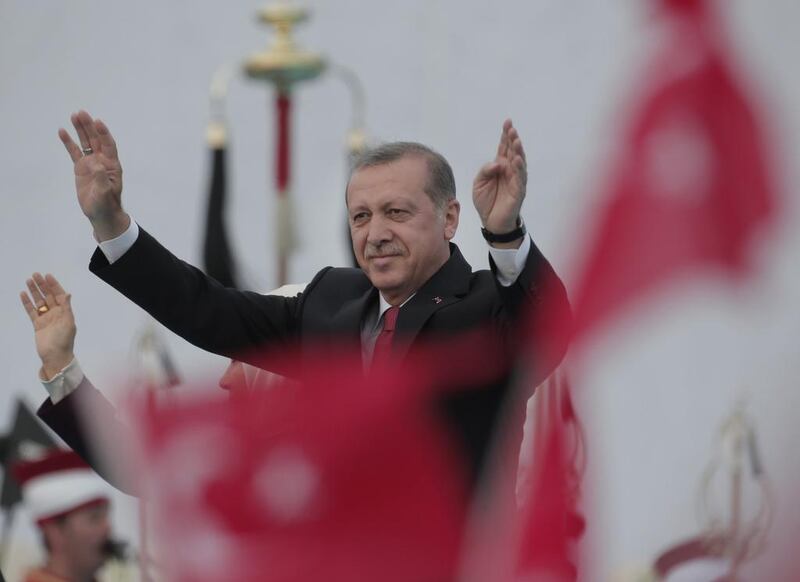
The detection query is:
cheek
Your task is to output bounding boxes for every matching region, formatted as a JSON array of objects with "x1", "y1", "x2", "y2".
[
  {"x1": 350, "y1": 227, "x2": 365, "y2": 248},
  {"x1": 350, "y1": 231, "x2": 368, "y2": 266}
]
